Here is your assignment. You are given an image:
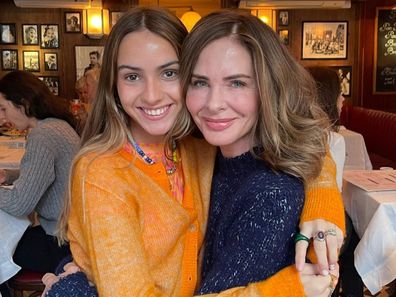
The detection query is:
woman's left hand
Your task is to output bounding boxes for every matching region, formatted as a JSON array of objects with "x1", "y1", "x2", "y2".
[{"x1": 295, "y1": 219, "x2": 344, "y2": 275}]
